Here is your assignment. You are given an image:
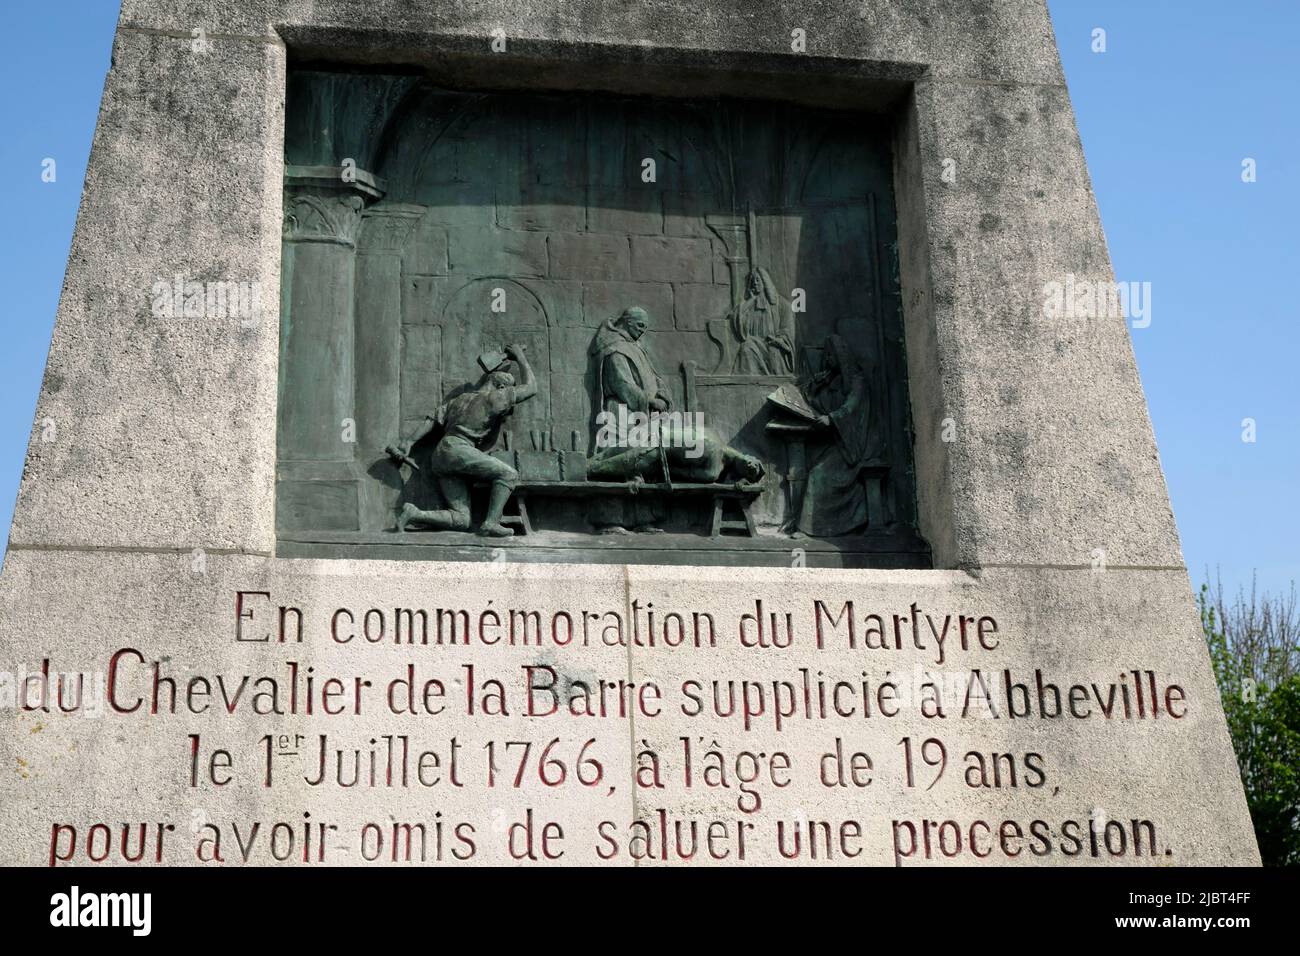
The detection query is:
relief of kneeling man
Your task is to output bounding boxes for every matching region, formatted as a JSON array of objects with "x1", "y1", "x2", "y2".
[{"x1": 393, "y1": 343, "x2": 537, "y2": 537}]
